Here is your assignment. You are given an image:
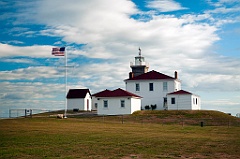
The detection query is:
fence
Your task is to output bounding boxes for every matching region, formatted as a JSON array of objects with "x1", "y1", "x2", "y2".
[{"x1": 8, "y1": 109, "x2": 51, "y2": 118}]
